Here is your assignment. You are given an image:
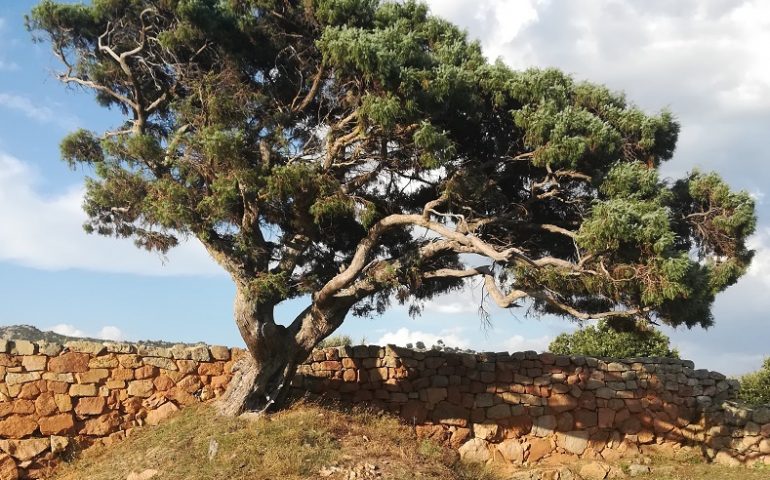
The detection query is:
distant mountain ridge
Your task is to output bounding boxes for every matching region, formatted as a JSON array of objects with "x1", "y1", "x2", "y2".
[
  {"x1": 0, "y1": 324, "x2": 206, "y2": 347},
  {"x1": 0, "y1": 324, "x2": 97, "y2": 344}
]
